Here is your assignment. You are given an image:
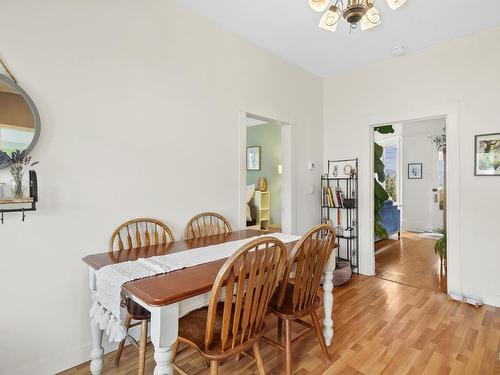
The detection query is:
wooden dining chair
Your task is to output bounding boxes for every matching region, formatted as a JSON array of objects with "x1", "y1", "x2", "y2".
[
  {"x1": 184, "y1": 212, "x2": 232, "y2": 240},
  {"x1": 110, "y1": 218, "x2": 175, "y2": 374},
  {"x1": 110, "y1": 217, "x2": 175, "y2": 251},
  {"x1": 263, "y1": 224, "x2": 336, "y2": 375},
  {"x1": 172, "y1": 237, "x2": 287, "y2": 375}
]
